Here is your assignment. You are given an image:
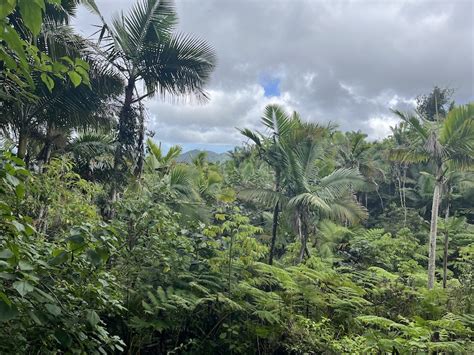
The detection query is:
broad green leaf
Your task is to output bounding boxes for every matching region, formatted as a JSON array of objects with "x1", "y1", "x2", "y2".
[
  {"x1": 0, "y1": 249, "x2": 13, "y2": 259},
  {"x1": 74, "y1": 58, "x2": 90, "y2": 70},
  {"x1": 86, "y1": 310, "x2": 100, "y2": 327},
  {"x1": 0, "y1": 273, "x2": 16, "y2": 280},
  {"x1": 18, "y1": 260, "x2": 34, "y2": 271},
  {"x1": 34, "y1": 288, "x2": 55, "y2": 303},
  {"x1": 49, "y1": 250, "x2": 68, "y2": 265},
  {"x1": 87, "y1": 249, "x2": 102, "y2": 266},
  {"x1": 15, "y1": 183, "x2": 25, "y2": 199},
  {"x1": 67, "y1": 71, "x2": 82, "y2": 87},
  {"x1": 28, "y1": 311, "x2": 43, "y2": 325},
  {"x1": 13, "y1": 280, "x2": 34, "y2": 296},
  {"x1": 45, "y1": 303, "x2": 61, "y2": 316},
  {"x1": 12, "y1": 220, "x2": 25, "y2": 232},
  {"x1": 0, "y1": 48, "x2": 17, "y2": 69},
  {"x1": 5, "y1": 173, "x2": 20, "y2": 186},
  {"x1": 0, "y1": 300, "x2": 18, "y2": 322},
  {"x1": 18, "y1": 0, "x2": 44, "y2": 36},
  {"x1": 0, "y1": 0, "x2": 16, "y2": 18},
  {"x1": 67, "y1": 234, "x2": 85, "y2": 247},
  {"x1": 40, "y1": 73, "x2": 55, "y2": 91},
  {"x1": 60, "y1": 56, "x2": 74, "y2": 65},
  {"x1": 52, "y1": 61, "x2": 68, "y2": 73},
  {"x1": 9, "y1": 155, "x2": 26, "y2": 166}
]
